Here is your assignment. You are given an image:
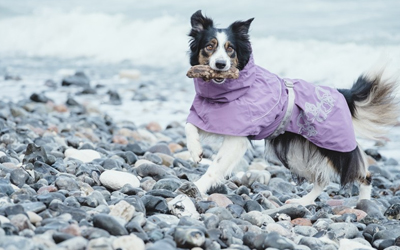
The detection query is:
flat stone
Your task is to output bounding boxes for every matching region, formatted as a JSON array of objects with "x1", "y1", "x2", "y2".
[
  {"x1": 263, "y1": 204, "x2": 310, "y2": 219},
  {"x1": 337, "y1": 208, "x2": 368, "y2": 221}
]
